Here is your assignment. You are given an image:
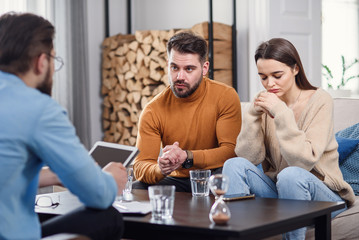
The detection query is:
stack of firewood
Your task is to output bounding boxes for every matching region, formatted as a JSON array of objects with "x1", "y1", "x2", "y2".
[{"x1": 101, "y1": 22, "x2": 232, "y2": 145}]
